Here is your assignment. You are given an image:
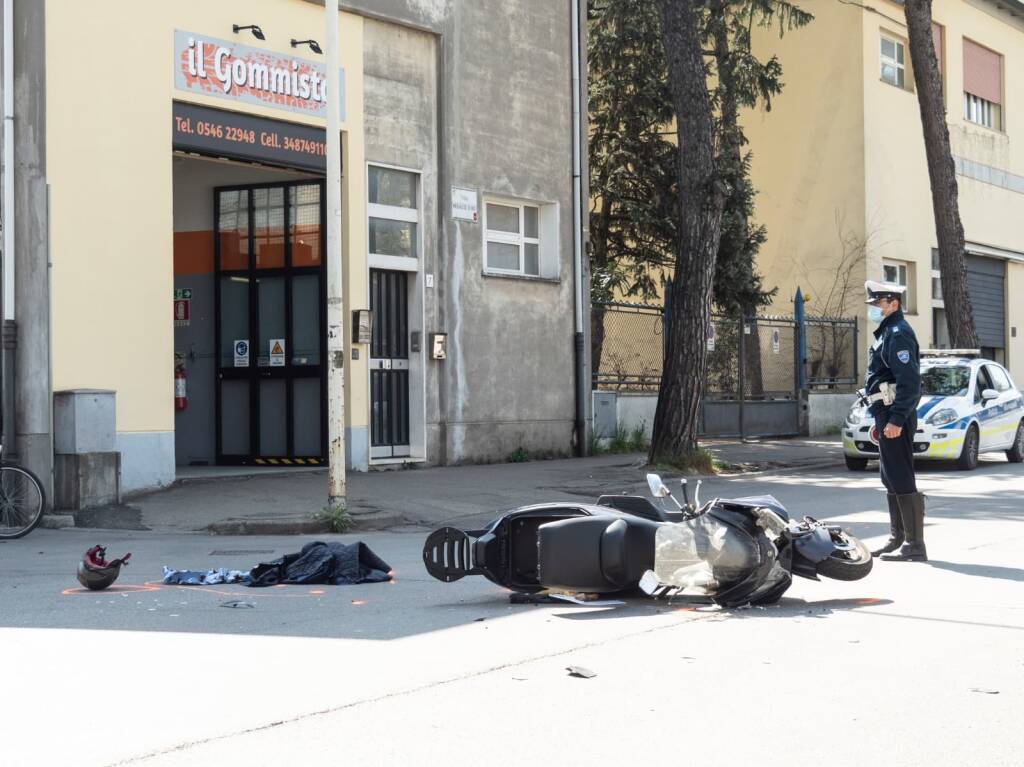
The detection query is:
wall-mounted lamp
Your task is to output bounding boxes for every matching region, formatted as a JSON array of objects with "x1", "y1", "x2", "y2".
[
  {"x1": 232, "y1": 24, "x2": 266, "y2": 41},
  {"x1": 291, "y1": 38, "x2": 323, "y2": 54}
]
